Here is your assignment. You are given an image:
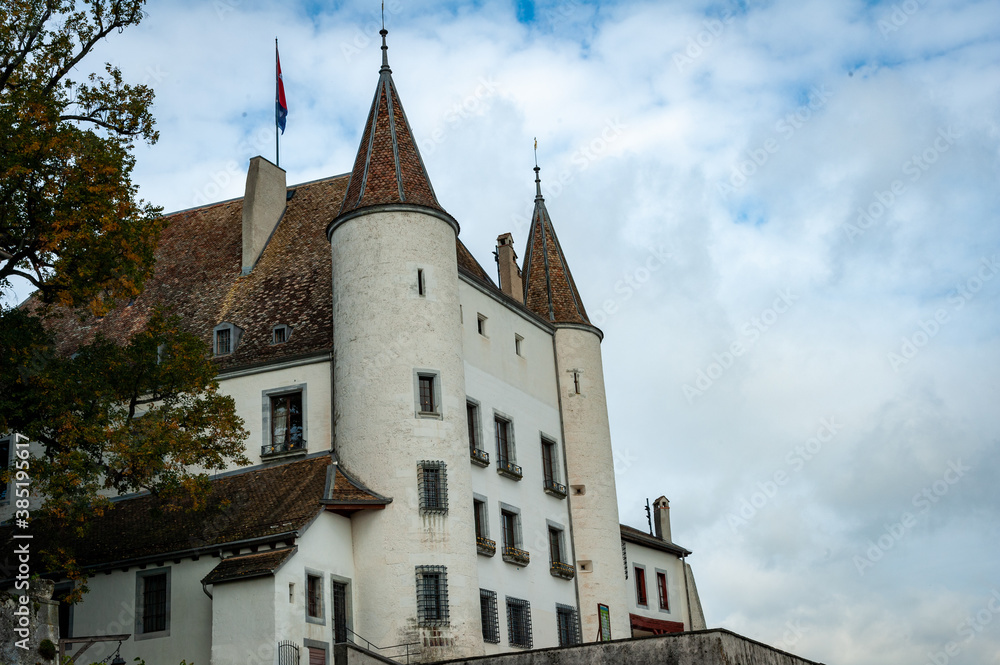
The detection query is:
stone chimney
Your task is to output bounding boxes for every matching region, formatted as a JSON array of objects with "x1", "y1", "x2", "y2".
[
  {"x1": 496, "y1": 233, "x2": 523, "y2": 303},
  {"x1": 653, "y1": 495, "x2": 671, "y2": 542},
  {"x1": 242, "y1": 156, "x2": 287, "y2": 274}
]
